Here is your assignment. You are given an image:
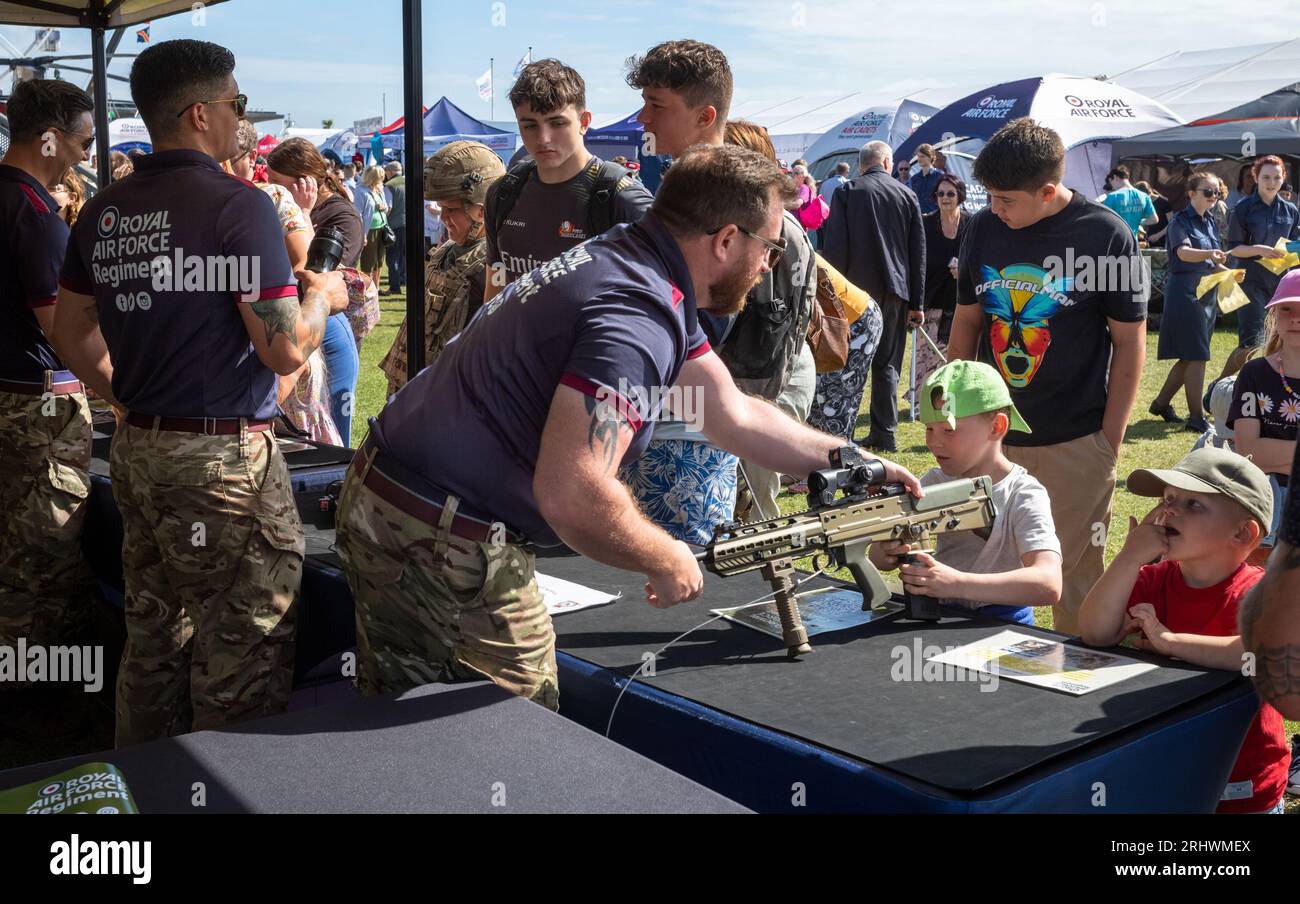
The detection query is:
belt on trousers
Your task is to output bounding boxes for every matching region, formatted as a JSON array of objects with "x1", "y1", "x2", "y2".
[
  {"x1": 125, "y1": 412, "x2": 273, "y2": 435},
  {"x1": 351, "y1": 442, "x2": 522, "y2": 545},
  {"x1": 0, "y1": 371, "x2": 82, "y2": 396}
]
